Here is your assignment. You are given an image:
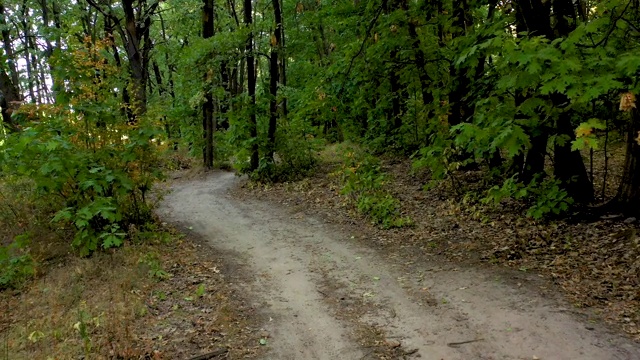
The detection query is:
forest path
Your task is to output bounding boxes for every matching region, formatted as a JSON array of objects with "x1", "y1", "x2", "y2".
[{"x1": 157, "y1": 171, "x2": 639, "y2": 360}]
